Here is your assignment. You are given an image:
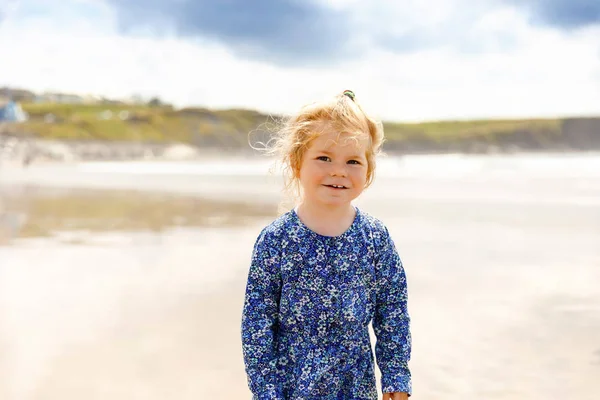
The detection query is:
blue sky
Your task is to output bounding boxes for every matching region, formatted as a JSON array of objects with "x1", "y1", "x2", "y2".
[{"x1": 0, "y1": 0, "x2": 599, "y2": 121}]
